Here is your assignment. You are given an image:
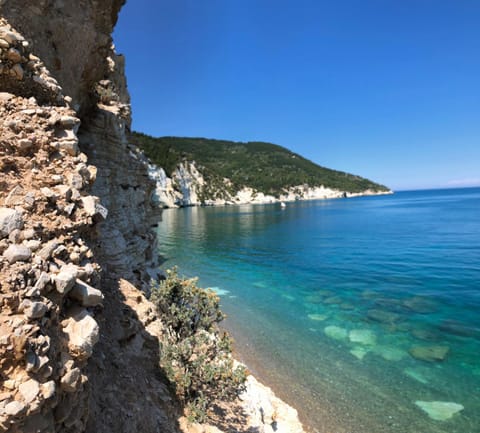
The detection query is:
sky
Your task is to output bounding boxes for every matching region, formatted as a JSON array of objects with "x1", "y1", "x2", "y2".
[{"x1": 113, "y1": 0, "x2": 480, "y2": 191}]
